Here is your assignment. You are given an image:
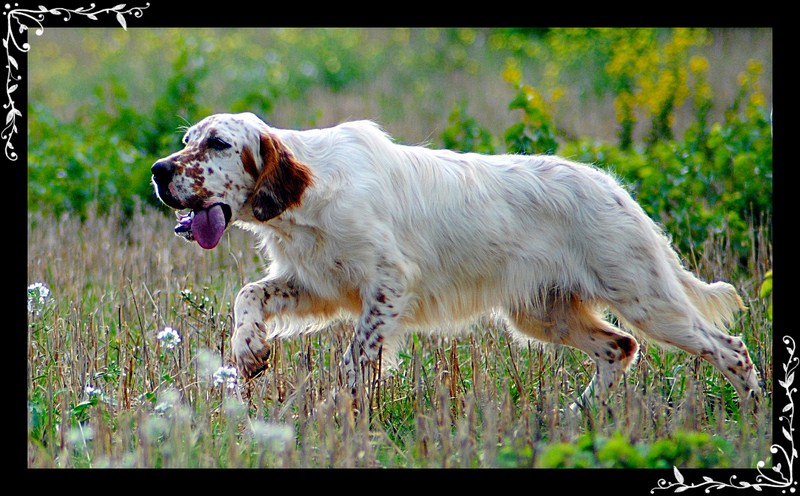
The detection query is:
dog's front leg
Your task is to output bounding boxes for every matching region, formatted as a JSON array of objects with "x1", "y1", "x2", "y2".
[
  {"x1": 343, "y1": 275, "x2": 406, "y2": 390},
  {"x1": 232, "y1": 277, "x2": 310, "y2": 379}
]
